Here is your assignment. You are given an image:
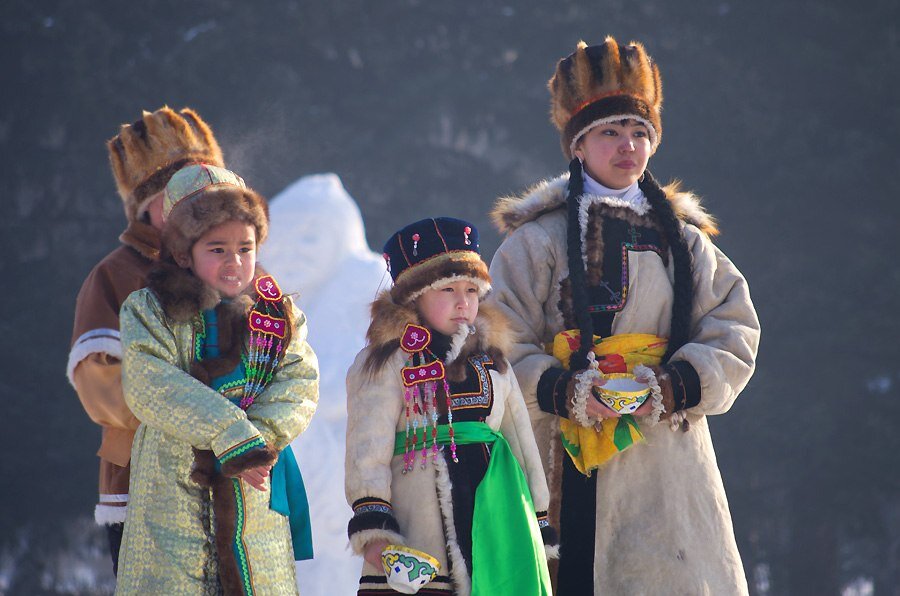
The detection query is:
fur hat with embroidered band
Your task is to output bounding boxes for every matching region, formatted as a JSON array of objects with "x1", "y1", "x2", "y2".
[
  {"x1": 107, "y1": 106, "x2": 224, "y2": 222},
  {"x1": 382, "y1": 217, "x2": 491, "y2": 305},
  {"x1": 161, "y1": 163, "x2": 269, "y2": 264},
  {"x1": 549, "y1": 36, "x2": 663, "y2": 159}
]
